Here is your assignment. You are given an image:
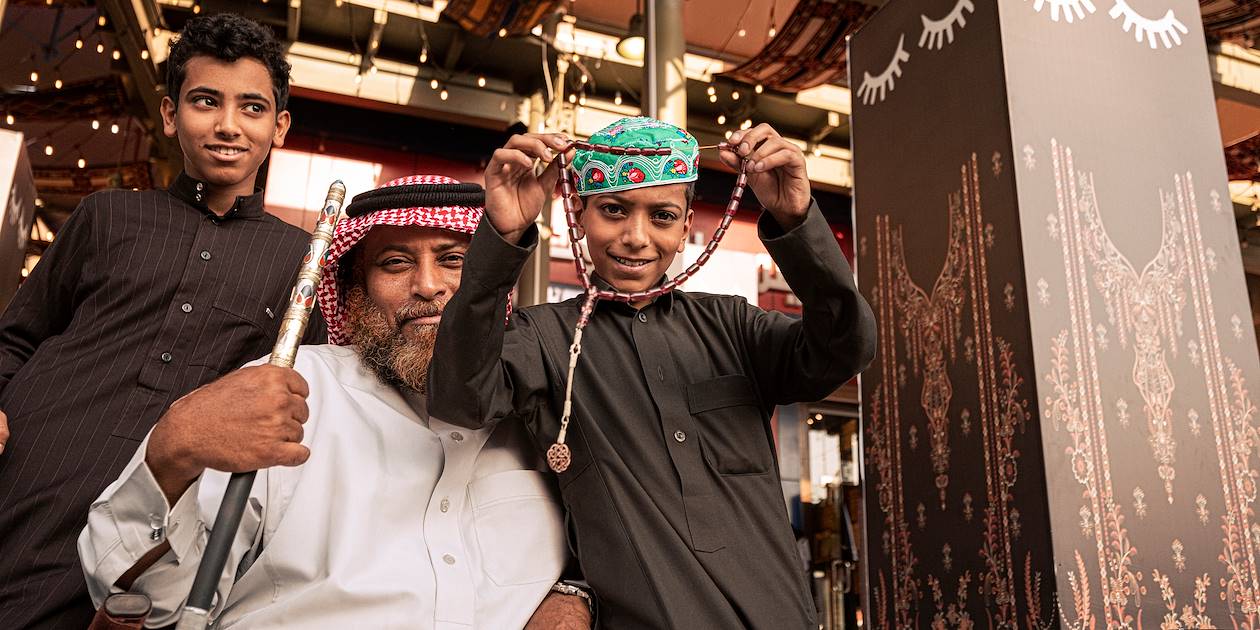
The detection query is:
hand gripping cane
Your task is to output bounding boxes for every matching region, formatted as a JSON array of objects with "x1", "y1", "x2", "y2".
[{"x1": 174, "y1": 181, "x2": 346, "y2": 630}]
